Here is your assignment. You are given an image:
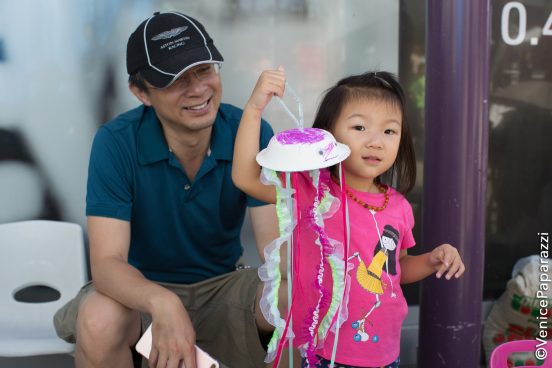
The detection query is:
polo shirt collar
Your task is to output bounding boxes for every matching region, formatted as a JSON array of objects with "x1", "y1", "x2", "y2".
[
  {"x1": 137, "y1": 106, "x2": 170, "y2": 165},
  {"x1": 137, "y1": 106, "x2": 233, "y2": 165},
  {"x1": 207, "y1": 109, "x2": 233, "y2": 161}
]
